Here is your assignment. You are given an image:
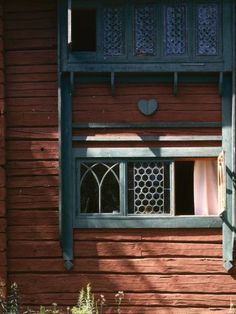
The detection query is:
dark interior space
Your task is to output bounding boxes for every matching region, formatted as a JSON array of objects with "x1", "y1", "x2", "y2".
[
  {"x1": 175, "y1": 161, "x2": 194, "y2": 215},
  {"x1": 72, "y1": 9, "x2": 96, "y2": 52}
]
